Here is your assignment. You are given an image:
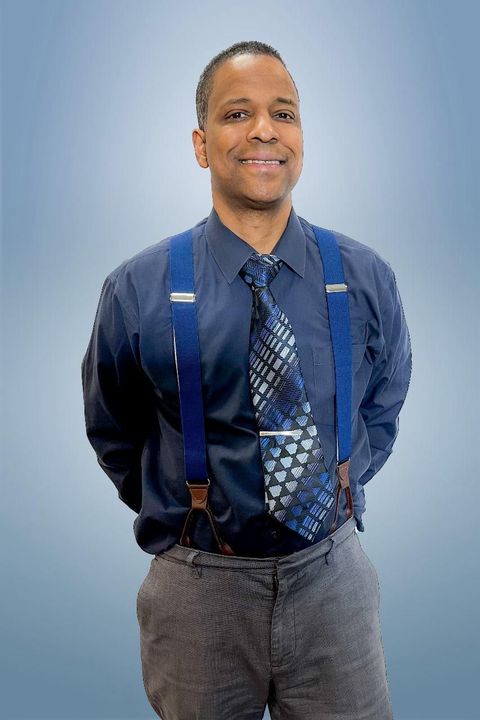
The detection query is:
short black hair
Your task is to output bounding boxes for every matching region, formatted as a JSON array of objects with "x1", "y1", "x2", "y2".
[{"x1": 195, "y1": 40, "x2": 300, "y2": 131}]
